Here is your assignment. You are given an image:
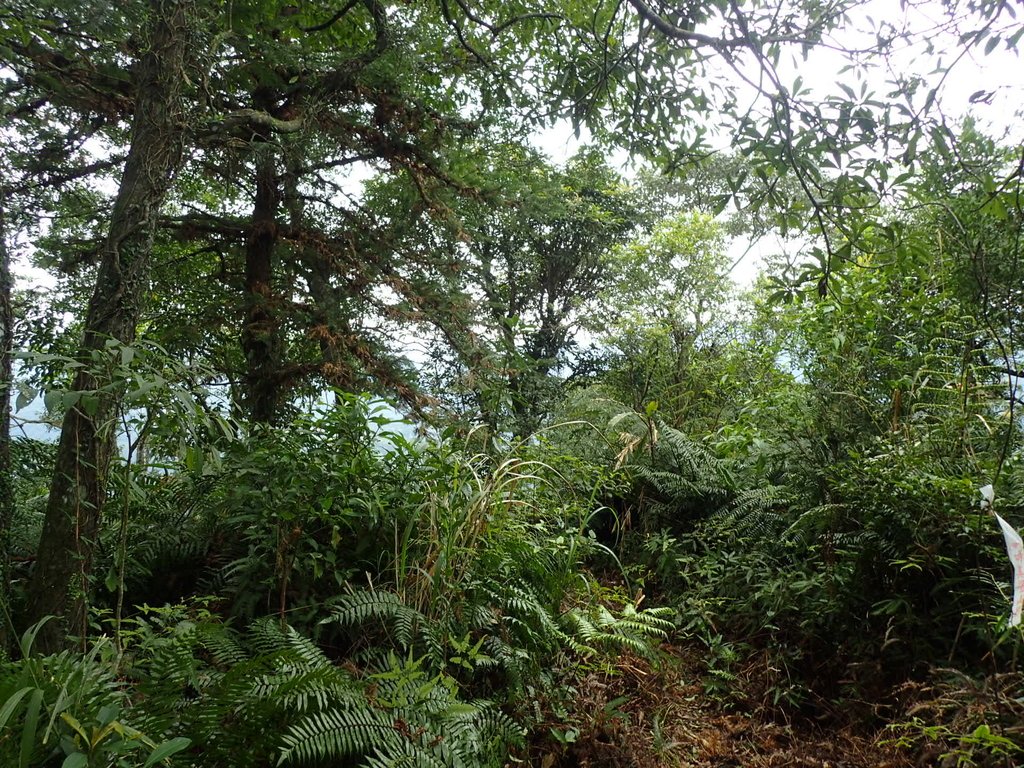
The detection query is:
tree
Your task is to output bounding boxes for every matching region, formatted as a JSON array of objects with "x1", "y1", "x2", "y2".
[
  {"x1": 614, "y1": 0, "x2": 1021, "y2": 292},
  {"x1": 913, "y1": 123, "x2": 1023, "y2": 447},
  {"x1": 2, "y1": 0, "x2": 156, "y2": 647},
  {"x1": 6, "y1": 0, "x2": 1019, "y2": 651},
  {"x1": 24, "y1": 0, "x2": 204, "y2": 651},
  {"x1": 6, "y1": 0, "x2": 622, "y2": 643},
  {"x1": 0, "y1": 176, "x2": 12, "y2": 652},
  {"x1": 139, "y1": 3, "x2": 648, "y2": 426},
  {"x1": 598, "y1": 212, "x2": 734, "y2": 423},
  {"x1": 406, "y1": 147, "x2": 643, "y2": 434}
]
